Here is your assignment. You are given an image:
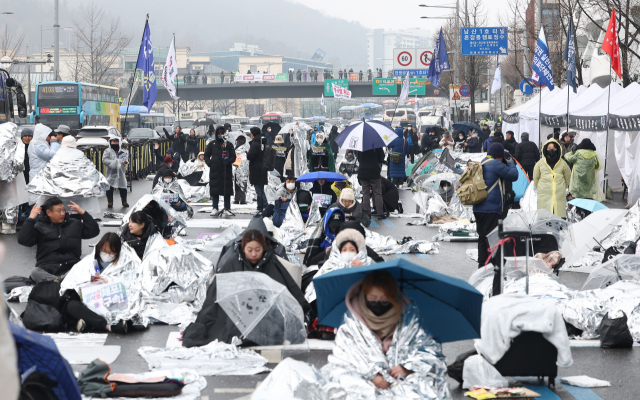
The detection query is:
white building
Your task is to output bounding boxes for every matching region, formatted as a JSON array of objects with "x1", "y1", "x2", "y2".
[
  {"x1": 229, "y1": 43, "x2": 263, "y2": 56},
  {"x1": 367, "y1": 28, "x2": 435, "y2": 74}
]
